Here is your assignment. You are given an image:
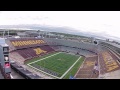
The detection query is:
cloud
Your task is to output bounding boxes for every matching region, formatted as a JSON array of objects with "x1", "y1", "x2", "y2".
[{"x1": 0, "y1": 11, "x2": 120, "y2": 40}]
